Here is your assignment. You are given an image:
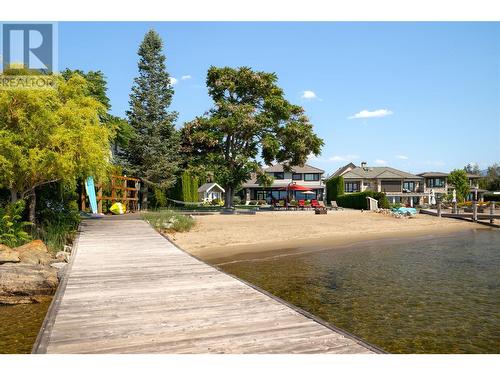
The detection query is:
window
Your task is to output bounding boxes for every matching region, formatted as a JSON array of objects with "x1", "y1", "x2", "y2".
[
  {"x1": 345, "y1": 181, "x2": 360, "y2": 192},
  {"x1": 304, "y1": 173, "x2": 319, "y2": 181},
  {"x1": 273, "y1": 172, "x2": 284, "y2": 180},
  {"x1": 428, "y1": 178, "x2": 445, "y2": 188},
  {"x1": 403, "y1": 181, "x2": 415, "y2": 192},
  {"x1": 292, "y1": 173, "x2": 302, "y2": 180}
]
